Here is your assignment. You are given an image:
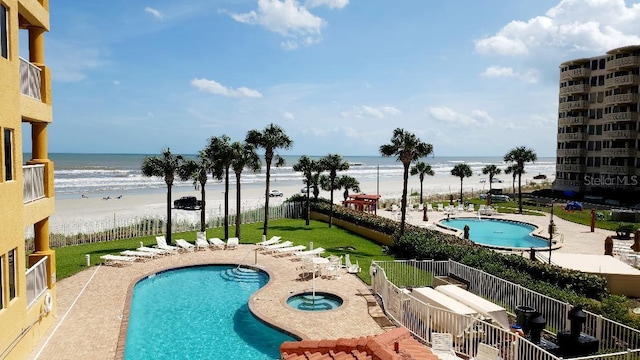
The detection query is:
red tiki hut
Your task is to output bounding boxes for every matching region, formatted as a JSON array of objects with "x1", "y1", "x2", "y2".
[{"x1": 343, "y1": 194, "x2": 381, "y2": 215}]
